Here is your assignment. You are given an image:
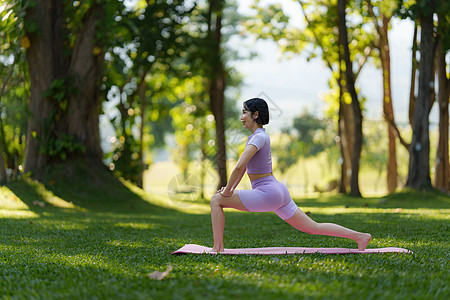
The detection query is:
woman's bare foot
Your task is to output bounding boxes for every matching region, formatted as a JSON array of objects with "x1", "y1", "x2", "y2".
[
  {"x1": 355, "y1": 233, "x2": 372, "y2": 251},
  {"x1": 210, "y1": 247, "x2": 224, "y2": 254}
]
